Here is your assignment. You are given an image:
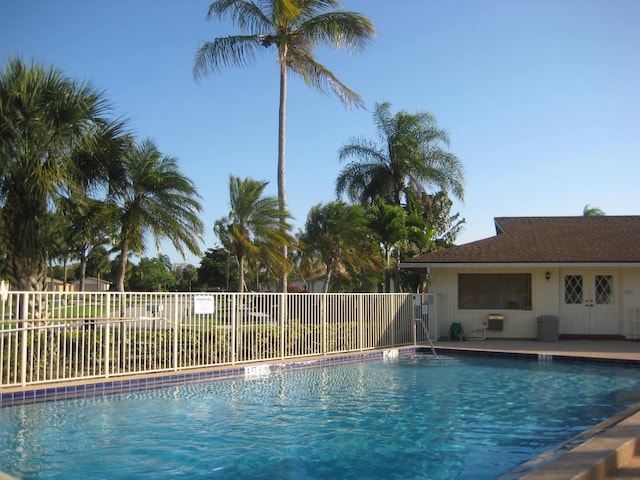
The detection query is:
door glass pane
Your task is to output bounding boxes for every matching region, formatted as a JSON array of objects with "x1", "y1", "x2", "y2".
[
  {"x1": 595, "y1": 275, "x2": 613, "y2": 304},
  {"x1": 564, "y1": 275, "x2": 583, "y2": 304}
]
